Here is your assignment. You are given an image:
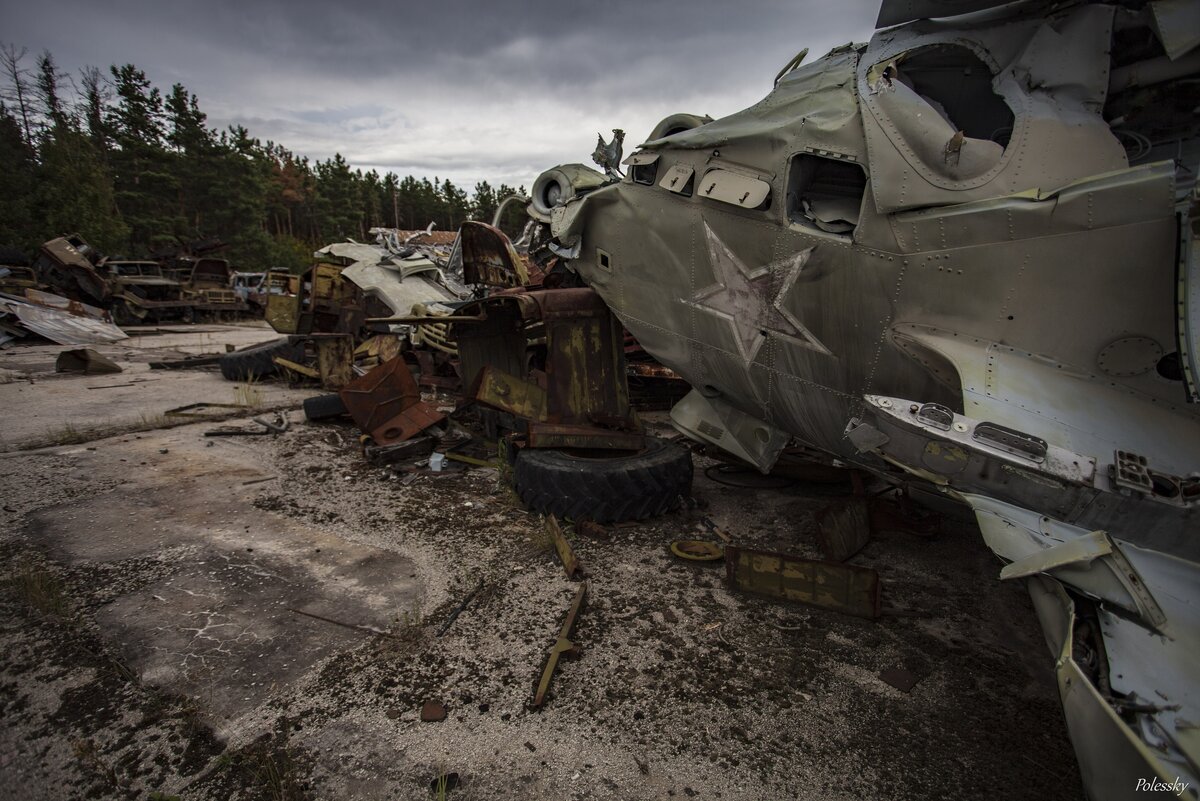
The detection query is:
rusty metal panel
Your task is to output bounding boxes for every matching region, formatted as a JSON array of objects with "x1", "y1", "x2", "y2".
[
  {"x1": 473, "y1": 365, "x2": 547, "y2": 421},
  {"x1": 453, "y1": 301, "x2": 527, "y2": 390},
  {"x1": 532, "y1": 289, "x2": 634, "y2": 428},
  {"x1": 0, "y1": 294, "x2": 127, "y2": 344},
  {"x1": 724, "y1": 545, "x2": 882, "y2": 619},
  {"x1": 312, "y1": 334, "x2": 354, "y2": 390},
  {"x1": 338, "y1": 357, "x2": 421, "y2": 435},
  {"x1": 372, "y1": 401, "x2": 445, "y2": 445},
  {"x1": 266, "y1": 292, "x2": 303, "y2": 335},
  {"x1": 459, "y1": 220, "x2": 530, "y2": 287}
]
